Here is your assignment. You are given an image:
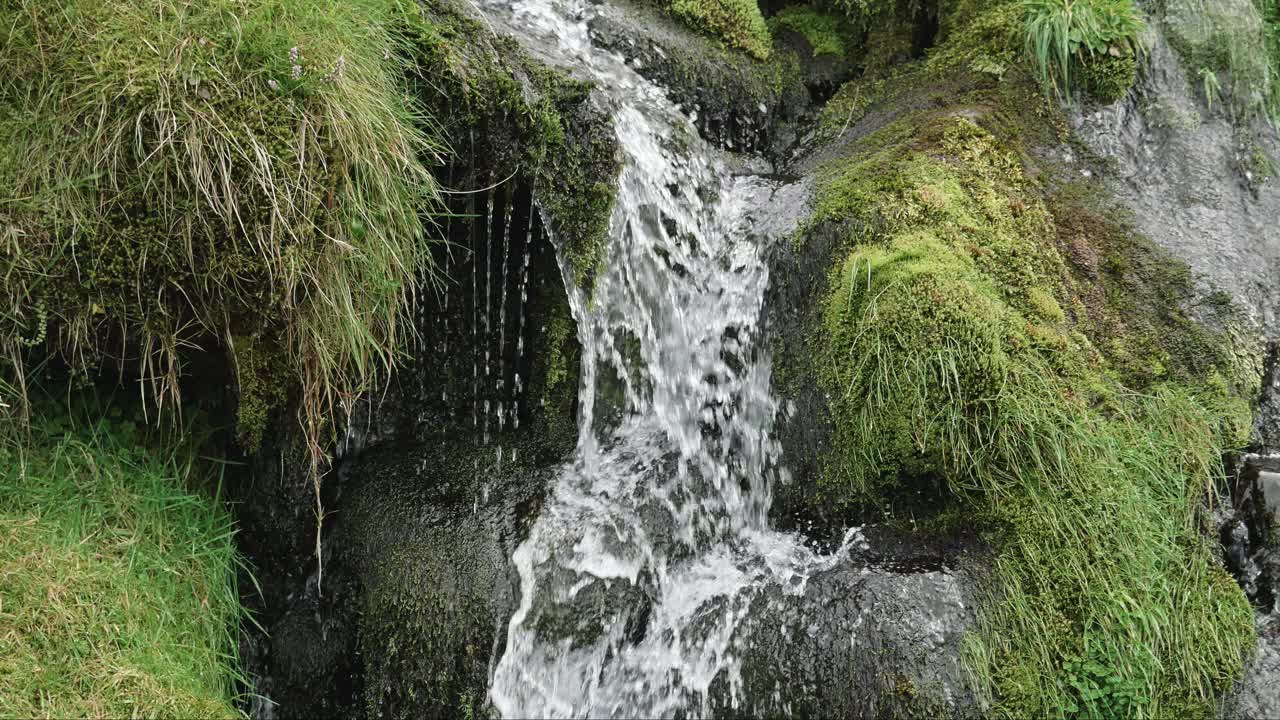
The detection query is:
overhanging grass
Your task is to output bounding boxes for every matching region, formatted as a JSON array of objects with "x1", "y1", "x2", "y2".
[
  {"x1": 1022, "y1": 0, "x2": 1147, "y2": 102},
  {"x1": 811, "y1": 115, "x2": 1255, "y2": 716},
  {"x1": 0, "y1": 0, "x2": 445, "y2": 451},
  {"x1": 0, "y1": 397, "x2": 245, "y2": 717}
]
